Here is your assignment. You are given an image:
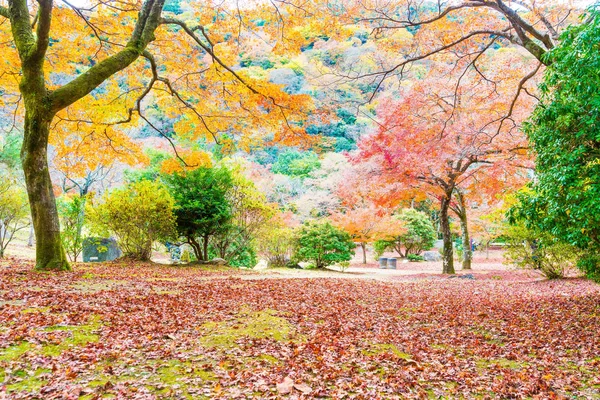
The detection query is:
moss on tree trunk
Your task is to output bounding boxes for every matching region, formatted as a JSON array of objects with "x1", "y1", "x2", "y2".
[{"x1": 21, "y1": 113, "x2": 70, "y2": 271}]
